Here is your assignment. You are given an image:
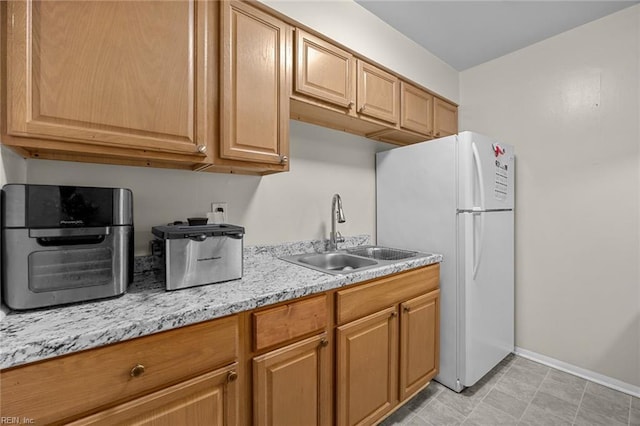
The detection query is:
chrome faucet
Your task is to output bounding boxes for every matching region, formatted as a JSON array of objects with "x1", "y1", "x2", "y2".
[{"x1": 329, "y1": 193, "x2": 346, "y2": 251}]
